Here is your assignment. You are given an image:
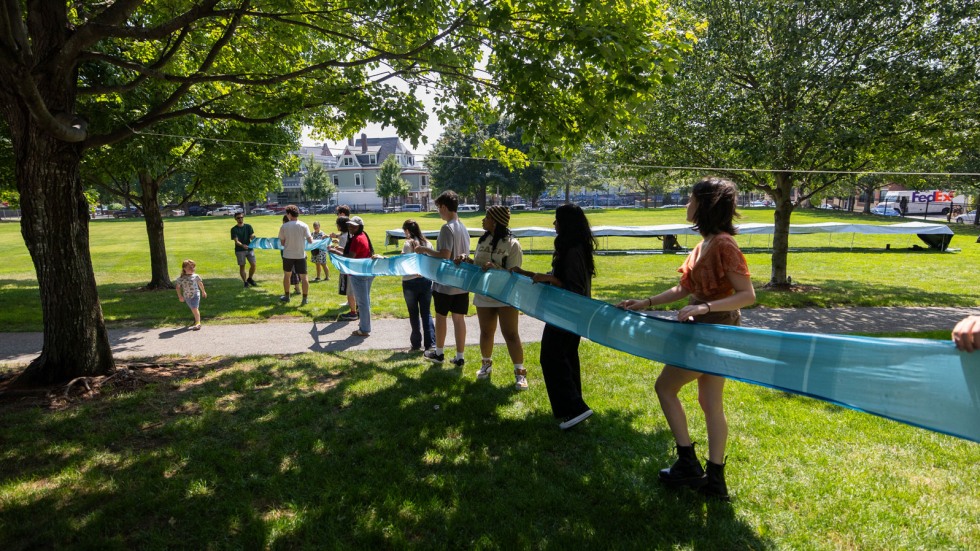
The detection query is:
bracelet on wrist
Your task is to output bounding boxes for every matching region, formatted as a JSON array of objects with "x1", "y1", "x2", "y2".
[{"x1": 706, "y1": 302, "x2": 712, "y2": 313}]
